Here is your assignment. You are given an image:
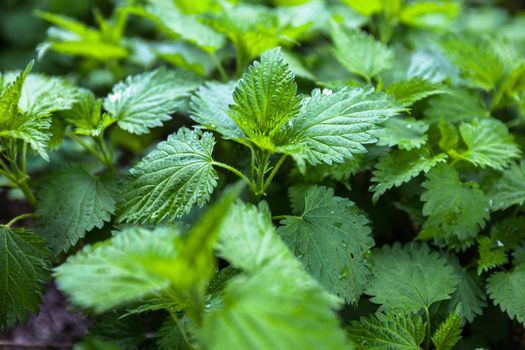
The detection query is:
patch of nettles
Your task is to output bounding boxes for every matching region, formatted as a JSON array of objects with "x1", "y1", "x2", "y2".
[{"x1": 1, "y1": 0, "x2": 525, "y2": 349}]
